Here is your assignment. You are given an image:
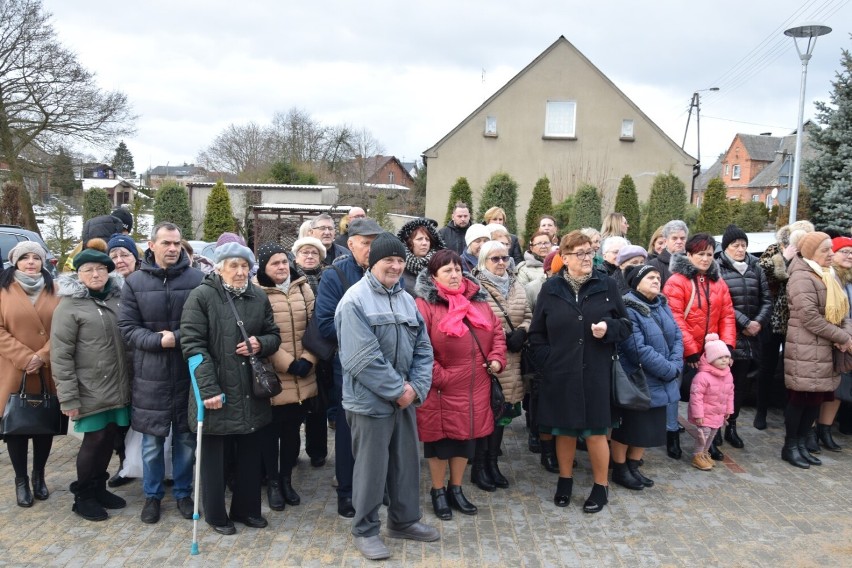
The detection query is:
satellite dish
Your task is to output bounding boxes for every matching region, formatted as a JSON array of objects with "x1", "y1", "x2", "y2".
[{"x1": 771, "y1": 188, "x2": 778, "y2": 199}]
